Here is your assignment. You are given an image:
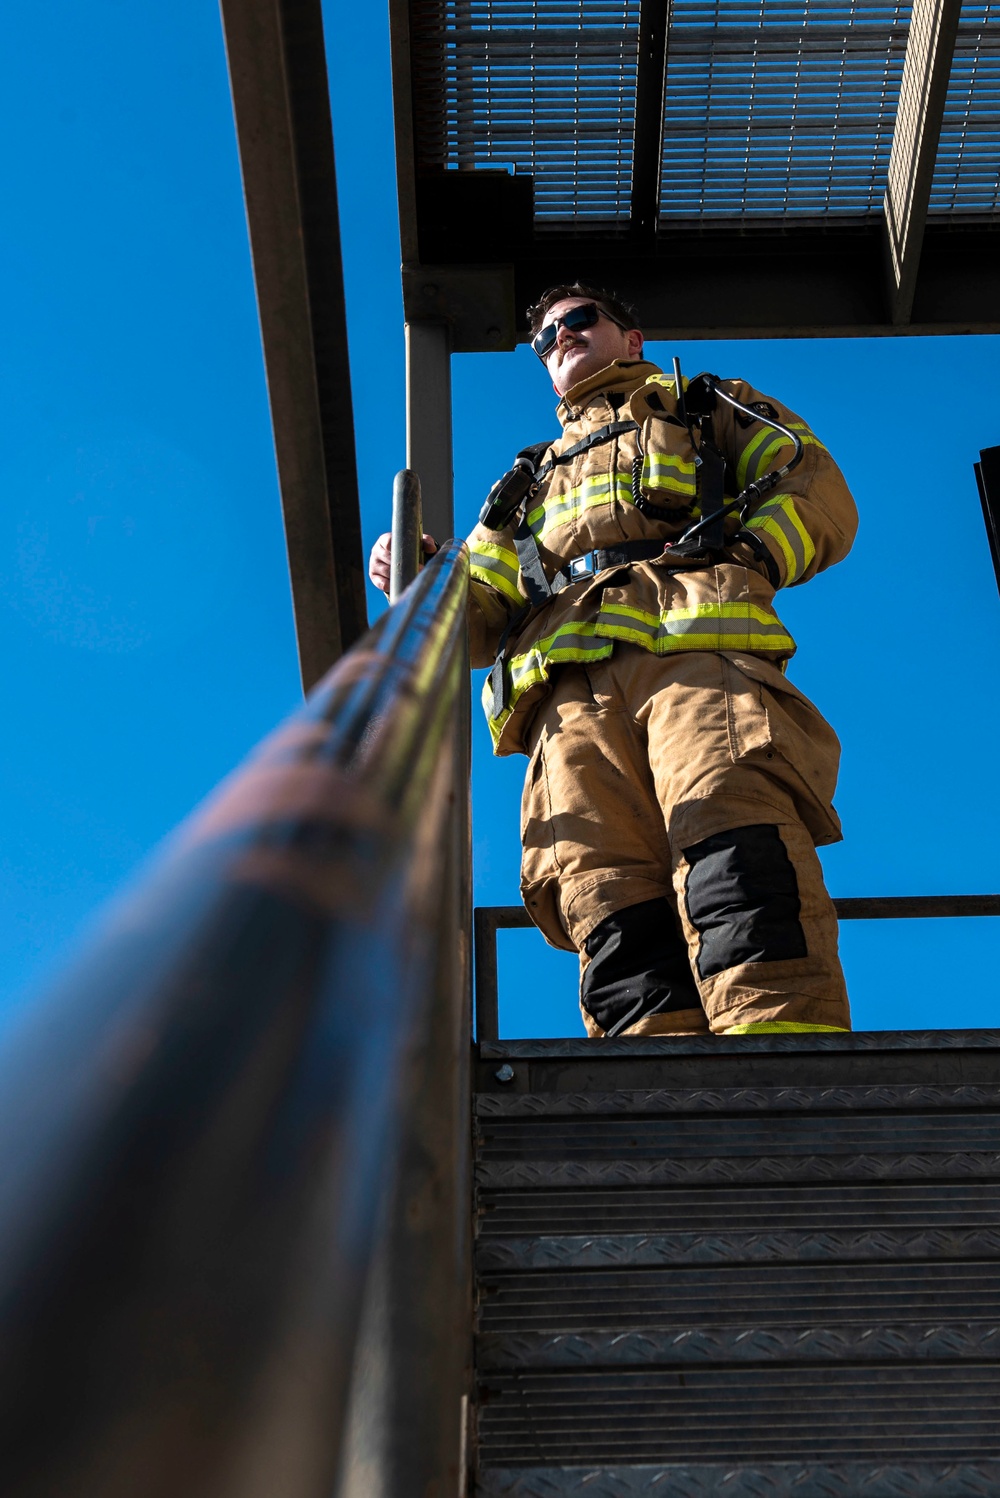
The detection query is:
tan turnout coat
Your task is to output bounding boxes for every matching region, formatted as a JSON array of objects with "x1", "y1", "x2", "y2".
[{"x1": 466, "y1": 359, "x2": 858, "y2": 757}]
